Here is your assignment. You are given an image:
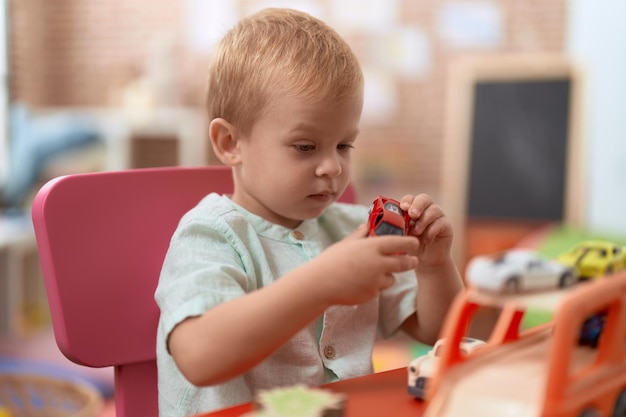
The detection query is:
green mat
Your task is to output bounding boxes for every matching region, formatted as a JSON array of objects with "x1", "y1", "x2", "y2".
[
  {"x1": 535, "y1": 224, "x2": 626, "y2": 259},
  {"x1": 409, "y1": 342, "x2": 432, "y2": 358}
]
